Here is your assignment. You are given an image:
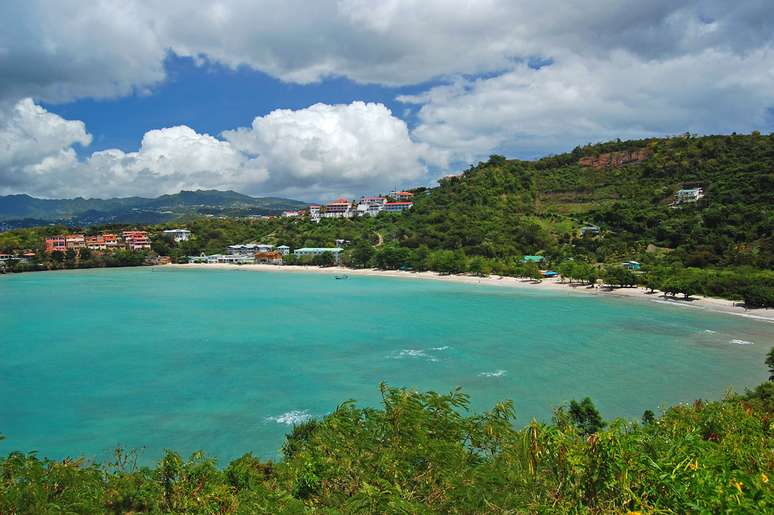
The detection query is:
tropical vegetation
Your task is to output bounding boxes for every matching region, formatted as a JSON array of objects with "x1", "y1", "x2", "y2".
[{"x1": 2, "y1": 349, "x2": 773, "y2": 513}]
